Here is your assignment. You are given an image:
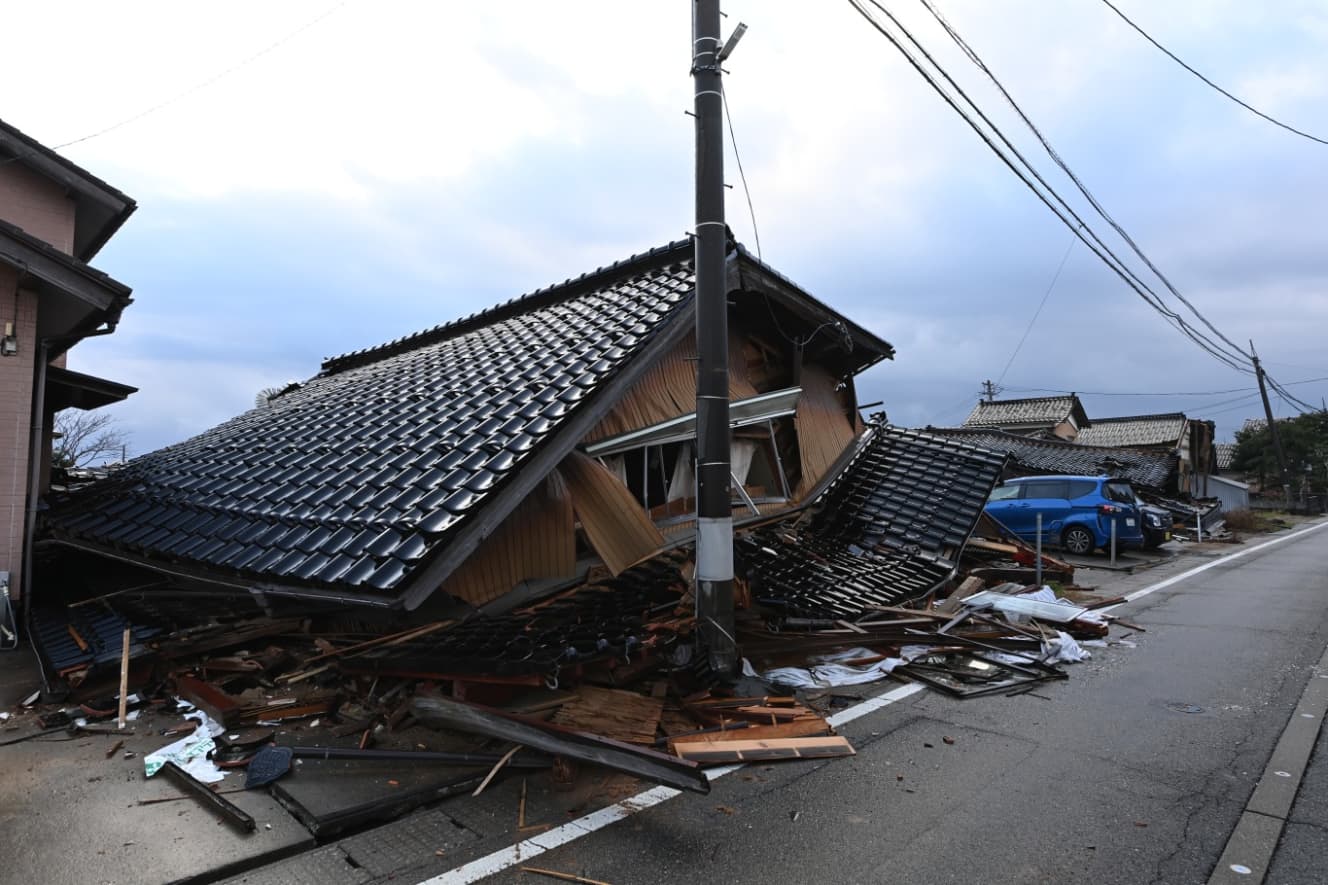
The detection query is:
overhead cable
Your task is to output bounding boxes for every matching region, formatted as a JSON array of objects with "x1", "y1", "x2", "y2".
[
  {"x1": 1099, "y1": 0, "x2": 1328, "y2": 147},
  {"x1": 919, "y1": 0, "x2": 1252, "y2": 363},
  {"x1": 844, "y1": 0, "x2": 1252, "y2": 374},
  {"x1": 995, "y1": 232, "x2": 1075, "y2": 387},
  {"x1": 721, "y1": 83, "x2": 763, "y2": 261}
]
